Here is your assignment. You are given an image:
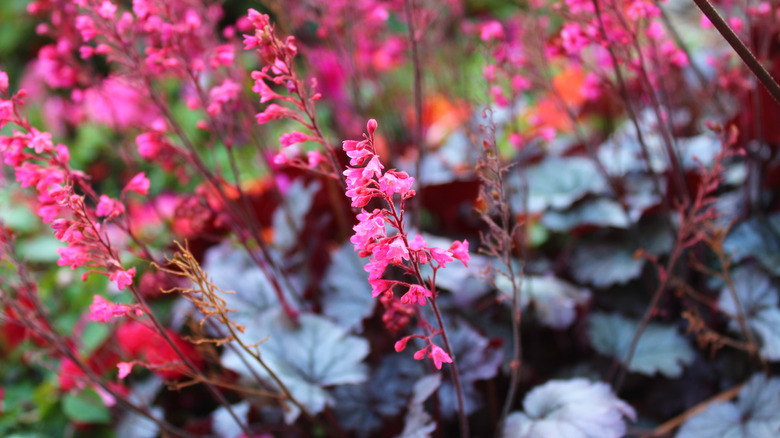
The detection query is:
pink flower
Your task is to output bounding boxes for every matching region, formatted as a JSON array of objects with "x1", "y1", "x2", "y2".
[
  {"x1": 109, "y1": 267, "x2": 136, "y2": 290},
  {"x1": 135, "y1": 132, "x2": 163, "y2": 159},
  {"x1": 29, "y1": 130, "x2": 53, "y2": 153},
  {"x1": 449, "y1": 240, "x2": 470, "y2": 267},
  {"x1": 369, "y1": 279, "x2": 393, "y2": 298},
  {"x1": 279, "y1": 131, "x2": 310, "y2": 147},
  {"x1": 429, "y1": 345, "x2": 453, "y2": 369},
  {"x1": 0, "y1": 71, "x2": 8, "y2": 92},
  {"x1": 307, "y1": 150, "x2": 325, "y2": 168},
  {"x1": 256, "y1": 104, "x2": 289, "y2": 124},
  {"x1": 123, "y1": 172, "x2": 150, "y2": 195},
  {"x1": 364, "y1": 257, "x2": 389, "y2": 281},
  {"x1": 394, "y1": 335, "x2": 413, "y2": 352},
  {"x1": 409, "y1": 234, "x2": 427, "y2": 251},
  {"x1": 480, "y1": 21, "x2": 504, "y2": 42},
  {"x1": 400, "y1": 284, "x2": 433, "y2": 306},
  {"x1": 117, "y1": 362, "x2": 133, "y2": 379},
  {"x1": 57, "y1": 246, "x2": 90, "y2": 269},
  {"x1": 0, "y1": 101, "x2": 13, "y2": 128},
  {"x1": 430, "y1": 247, "x2": 454, "y2": 267},
  {"x1": 378, "y1": 170, "x2": 414, "y2": 197},
  {"x1": 89, "y1": 295, "x2": 133, "y2": 322},
  {"x1": 208, "y1": 79, "x2": 240, "y2": 115},
  {"x1": 384, "y1": 238, "x2": 410, "y2": 263},
  {"x1": 363, "y1": 155, "x2": 384, "y2": 179},
  {"x1": 75, "y1": 16, "x2": 97, "y2": 42},
  {"x1": 252, "y1": 73, "x2": 279, "y2": 103},
  {"x1": 211, "y1": 45, "x2": 235, "y2": 68},
  {"x1": 98, "y1": 1, "x2": 117, "y2": 19},
  {"x1": 96, "y1": 194, "x2": 125, "y2": 218}
]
